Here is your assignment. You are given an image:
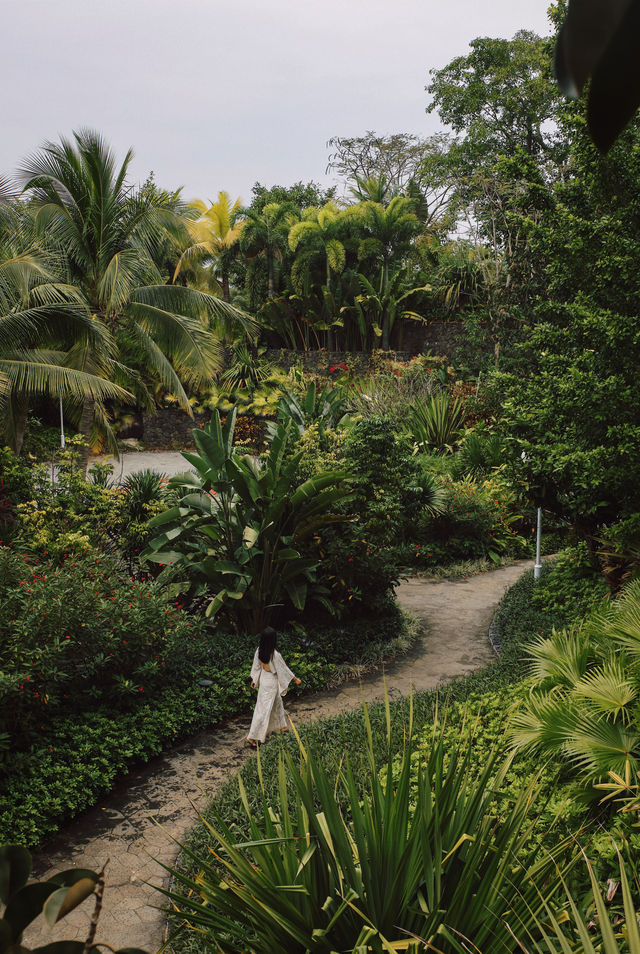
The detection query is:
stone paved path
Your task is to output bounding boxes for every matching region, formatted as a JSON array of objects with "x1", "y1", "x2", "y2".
[
  {"x1": 25, "y1": 560, "x2": 532, "y2": 951},
  {"x1": 90, "y1": 451, "x2": 197, "y2": 483}
]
